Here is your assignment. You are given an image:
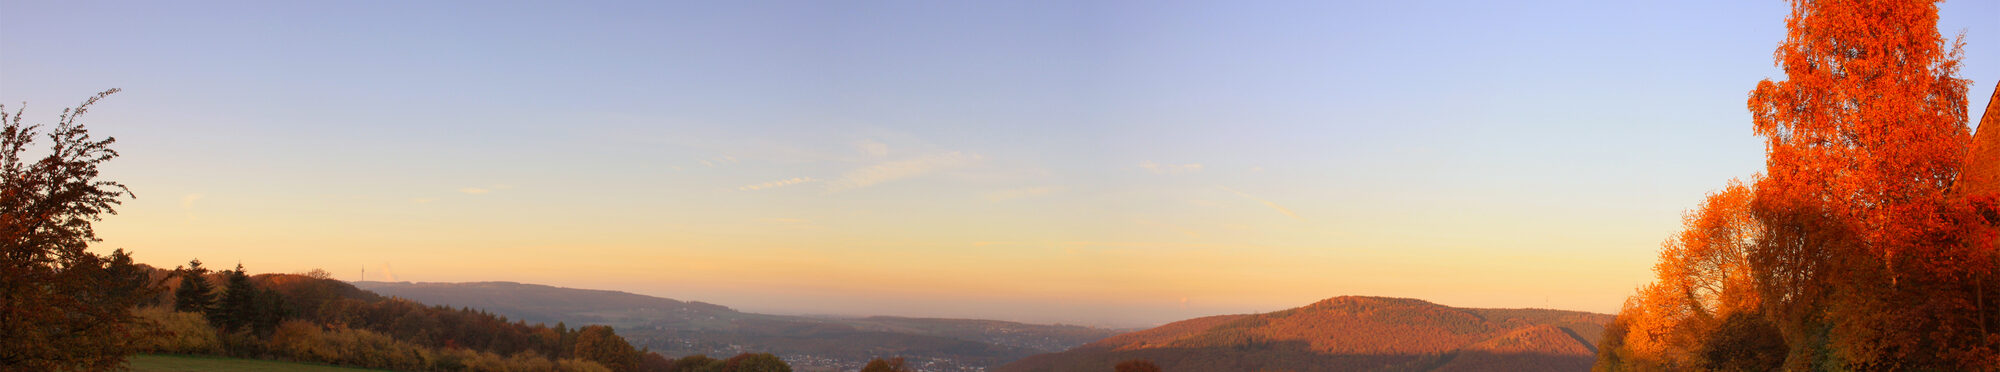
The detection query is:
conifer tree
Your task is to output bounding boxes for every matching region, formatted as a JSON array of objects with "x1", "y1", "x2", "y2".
[
  {"x1": 209, "y1": 264, "x2": 255, "y2": 332},
  {"x1": 174, "y1": 259, "x2": 216, "y2": 313}
]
